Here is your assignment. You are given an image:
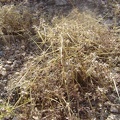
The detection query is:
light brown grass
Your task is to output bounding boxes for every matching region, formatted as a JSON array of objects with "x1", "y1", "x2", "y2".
[{"x1": 0, "y1": 3, "x2": 120, "y2": 120}]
